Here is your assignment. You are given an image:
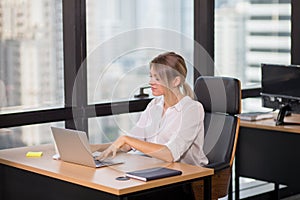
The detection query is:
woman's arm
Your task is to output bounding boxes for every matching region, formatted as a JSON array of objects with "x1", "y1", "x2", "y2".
[{"x1": 99, "y1": 135, "x2": 174, "y2": 162}]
